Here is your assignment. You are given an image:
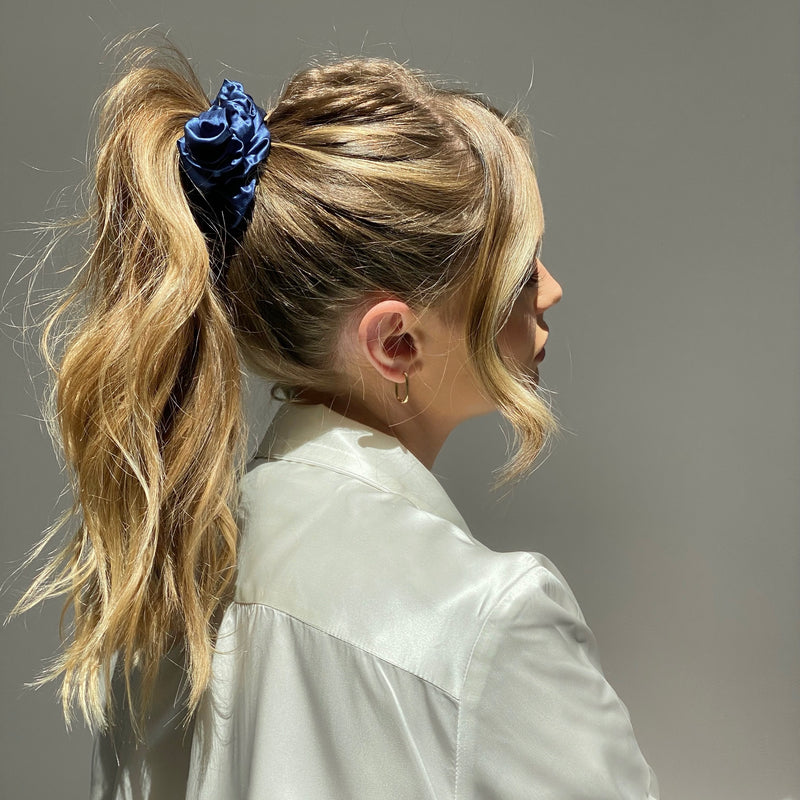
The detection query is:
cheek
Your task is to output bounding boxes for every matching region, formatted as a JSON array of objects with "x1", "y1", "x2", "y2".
[{"x1": 499, "y1": 307, "x2": 537, "y2": 364}]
